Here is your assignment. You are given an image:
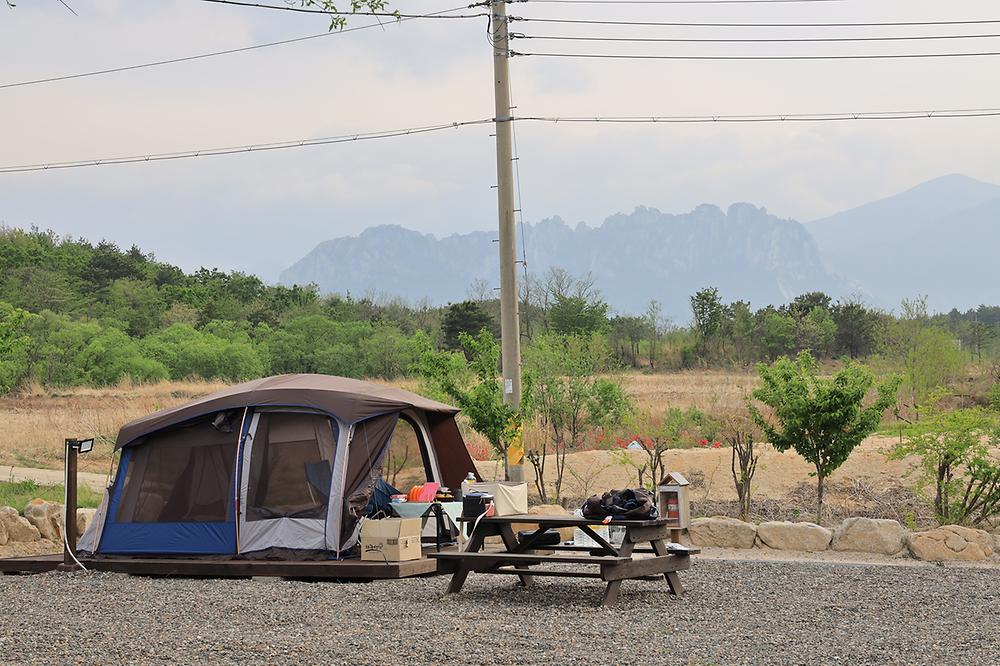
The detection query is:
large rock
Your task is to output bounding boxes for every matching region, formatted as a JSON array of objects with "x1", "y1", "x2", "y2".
[
  {"x1": 23, "y1": 499, "x2": 65, "y2": 543},
  {"x1": 513, "y1": 504, "x2": 575, "y2": 542},
  {"x1": 832, "y1": 517, "x2": 907, "y2": 556},
  {"x1": 77, "y1": 508, "x2": 98, "y2": 537},
  {"x1": 0, "y1": 505, "x2": 41, "y2": 543},
  {"x1": 0, "y1": 517, "x2": 7, "y2": 546},
  {"x1": 688, "y1": 516, "x2": 757, "y2": 549},
  {"x1": 757, "y1": 521, "x2": 833, "y2": 552},
  {"x1": 907, "y1": 525, "x2": 995, "y2": 561}
]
